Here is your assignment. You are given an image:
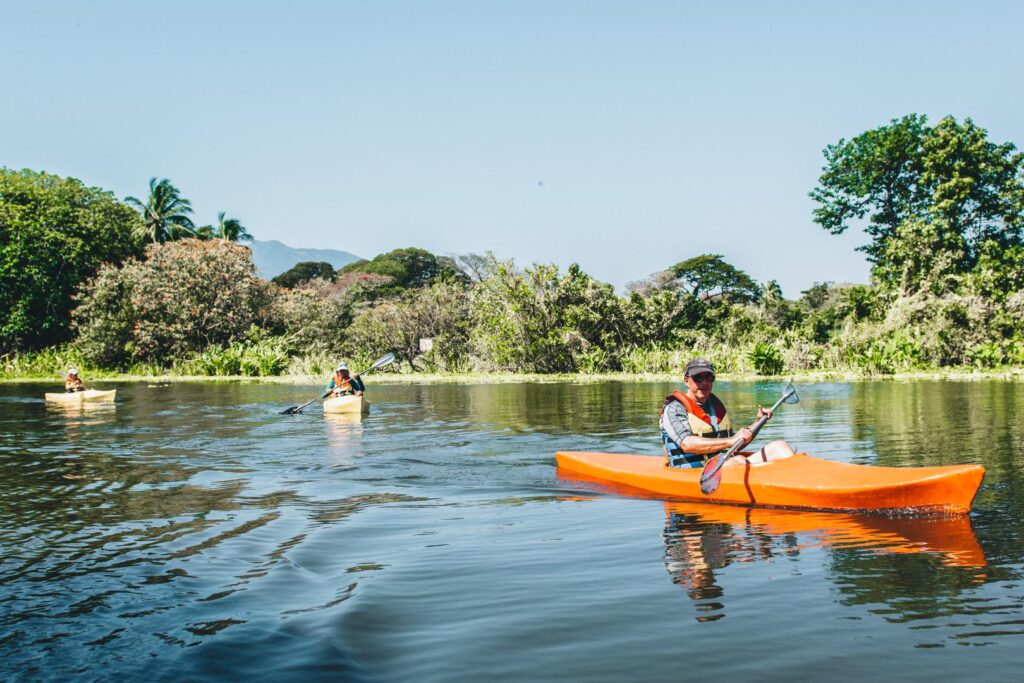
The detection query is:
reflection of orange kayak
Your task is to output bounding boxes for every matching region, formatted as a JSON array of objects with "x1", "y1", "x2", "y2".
[
  {"x1": 555, "y1": 451, "x2": 985, "y2": 514},
  {"x1": 662, "y1": 501, "x2": 986, "y2": 567}
]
